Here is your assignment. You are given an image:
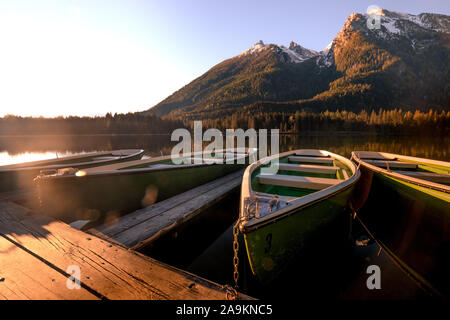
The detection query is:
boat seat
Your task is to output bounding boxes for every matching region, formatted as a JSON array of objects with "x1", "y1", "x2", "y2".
[
  {"x1": 288, "y1": 156, "x2": 334, "y2": 164},
  {"x1": 341, "y1": 169, "x2": 349, "y2": 180},
  {"x1": 278, "y1": 163, "x2": 339, "y2": 174},
  {"x1": 364, "y1": 160, "x2": 417, "y2": 169},
  {"x1": 257, "y1": 174, "x2": 340, "y2": 190},
  {"x1": 294, "y1": 150, "x2": 329, "y2": 157},
  {"x1": 393, "y1": 171, "x2": 450, "y2": 184},
  {"x1": 355, "y1": 152, "x2": 396, "y2": 160}
]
